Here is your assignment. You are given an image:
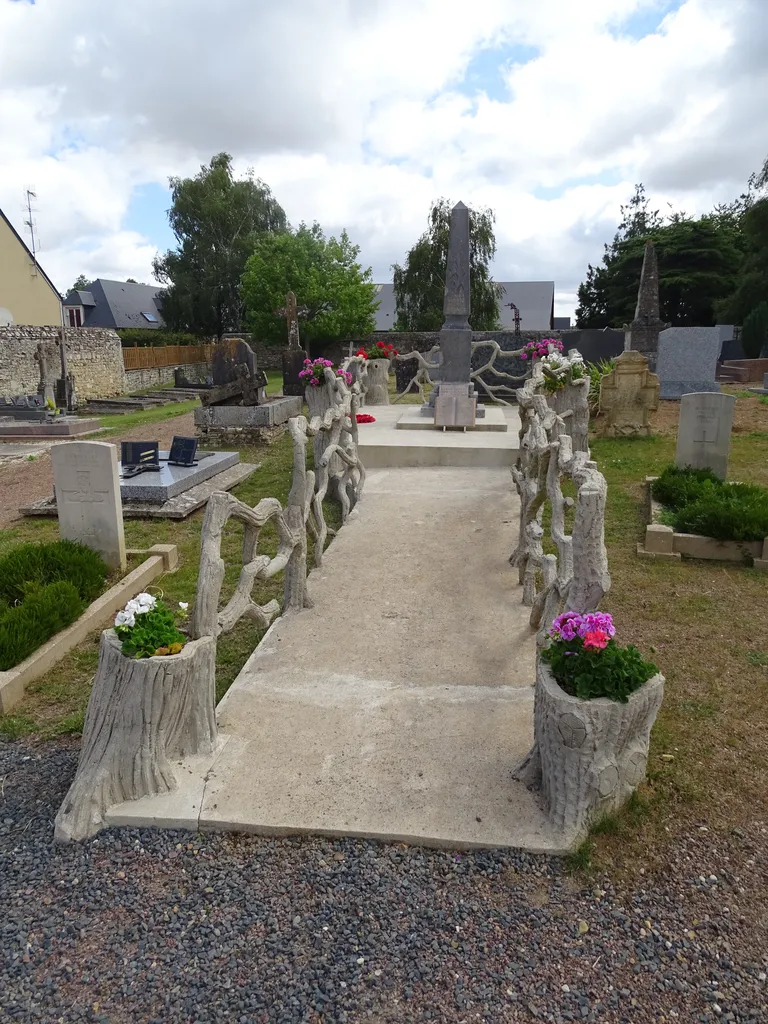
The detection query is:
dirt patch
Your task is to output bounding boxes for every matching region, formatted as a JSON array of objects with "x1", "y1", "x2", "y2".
[{"x1": 0, "y1": 412, "x2": 195, "y2": 529}]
